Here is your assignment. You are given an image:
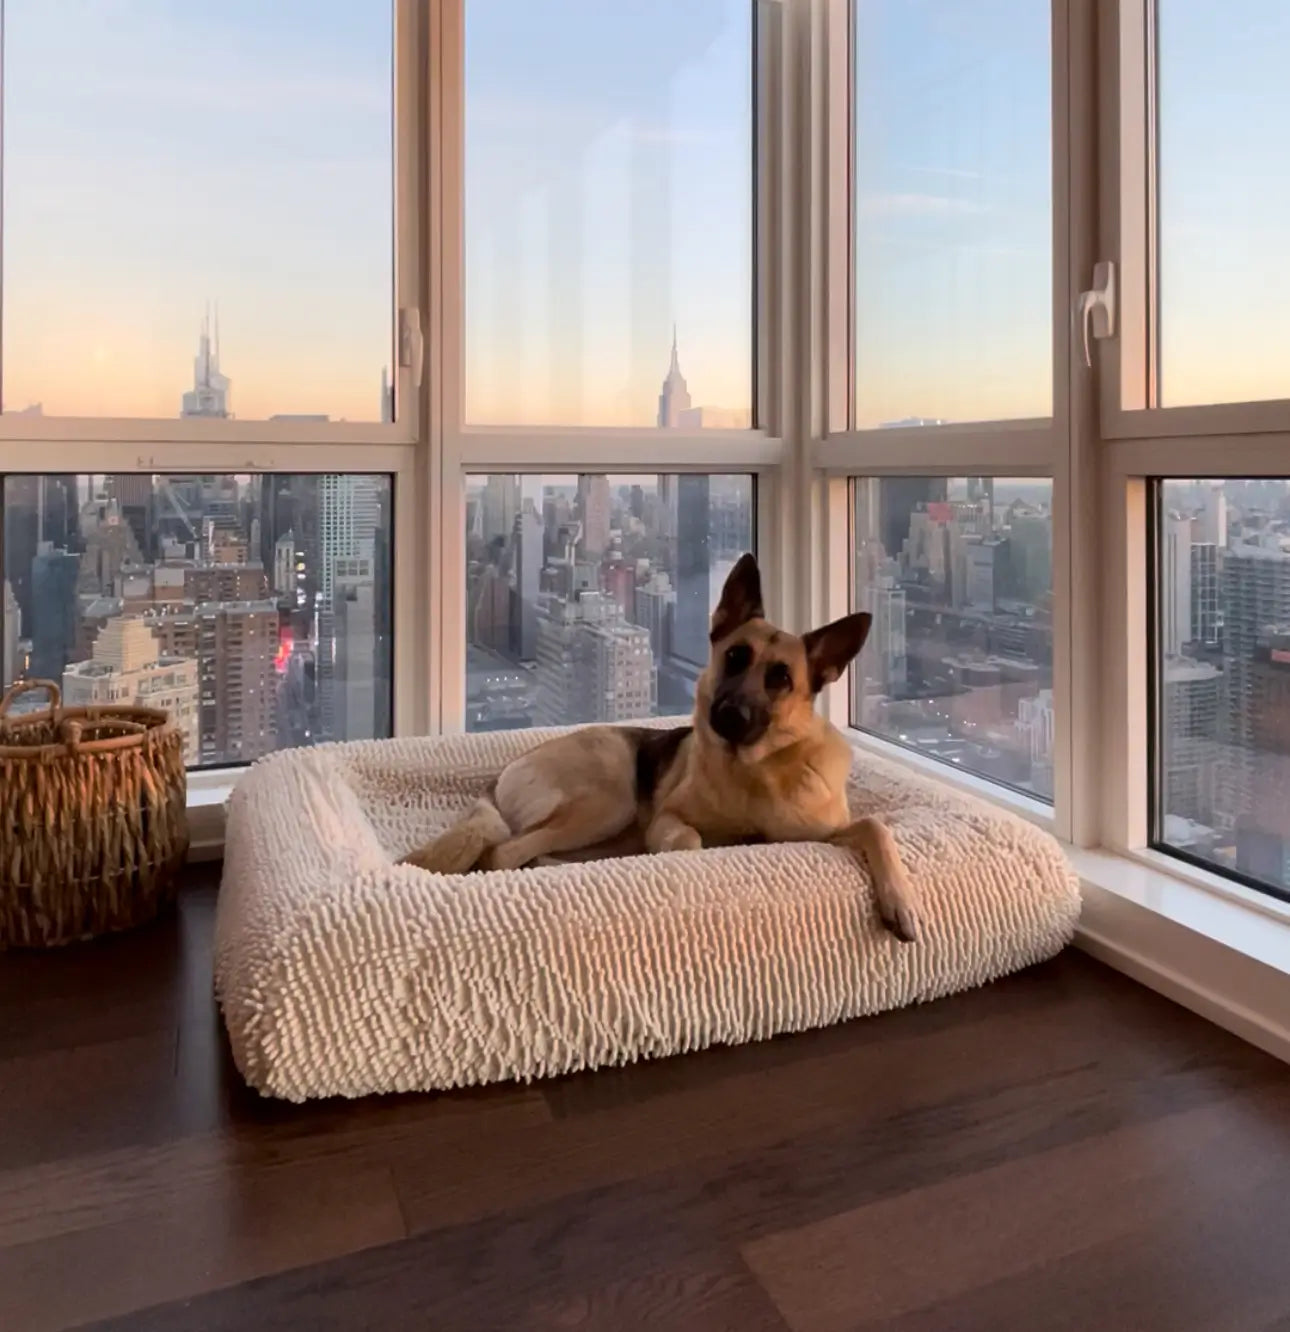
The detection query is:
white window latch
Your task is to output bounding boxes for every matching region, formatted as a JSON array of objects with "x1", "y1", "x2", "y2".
[
  {"x1": 1076, "y1": 261, "x2": 1116, "y2": 369},
  {"x1": 398, "y1": 307, "x2": 425, "y2": 388}
]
